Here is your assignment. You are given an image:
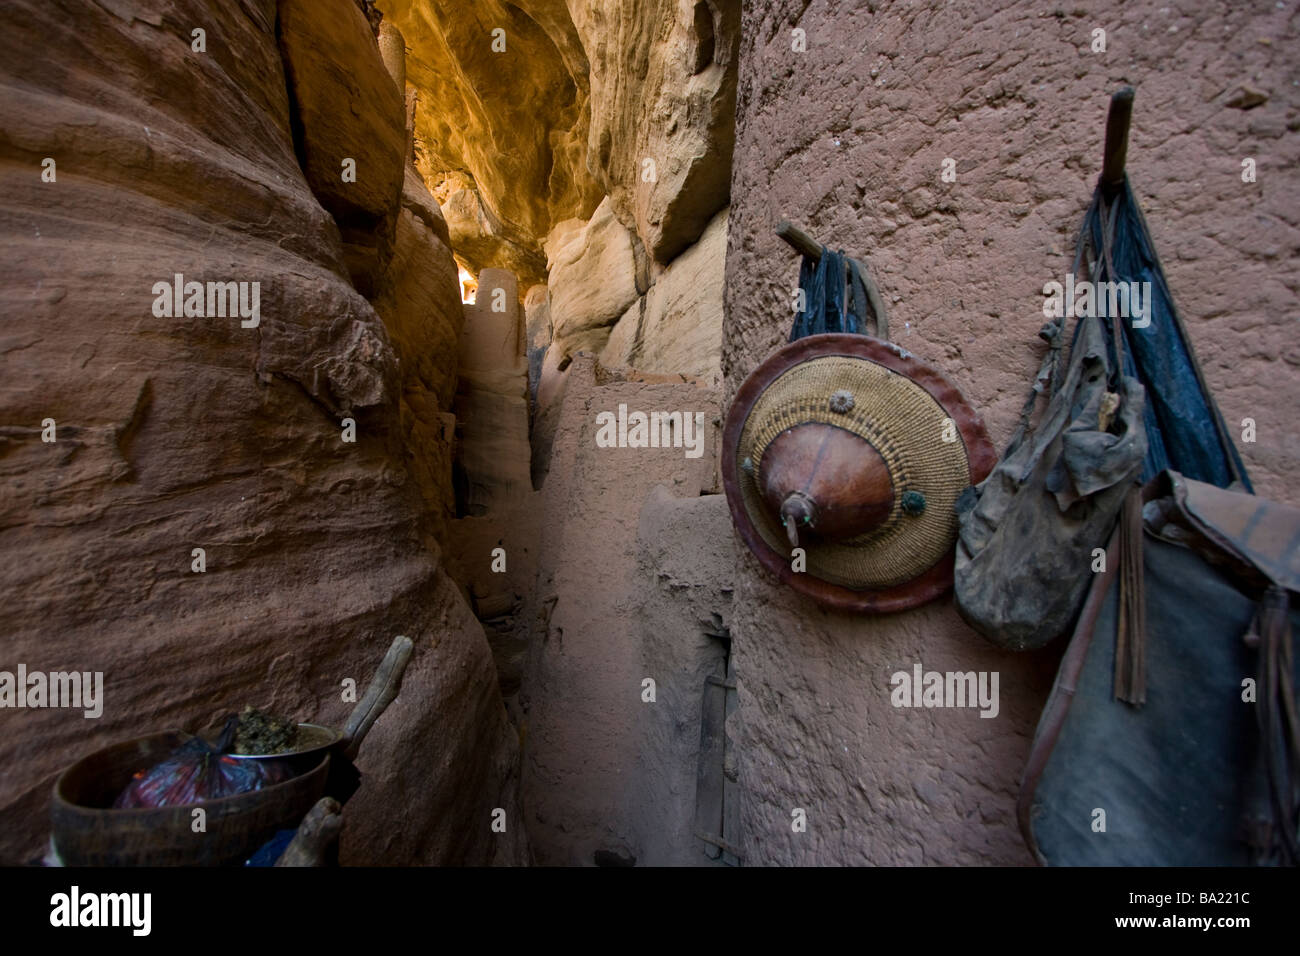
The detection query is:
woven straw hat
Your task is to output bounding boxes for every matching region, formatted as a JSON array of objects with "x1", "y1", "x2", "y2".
[{"x1": 723, "y1": 334, "x2": 995, "y2": 612}]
